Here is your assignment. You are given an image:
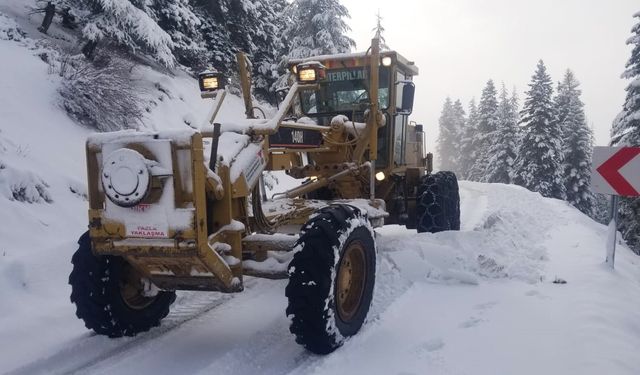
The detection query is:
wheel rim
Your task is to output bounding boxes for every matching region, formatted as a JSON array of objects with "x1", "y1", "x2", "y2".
[
  {"x1": 119, "y1": 263, "x2": 156, "y2": 310},
  {"x1": 336, "y1": 240, "x2": 367, "y2": 322}
]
